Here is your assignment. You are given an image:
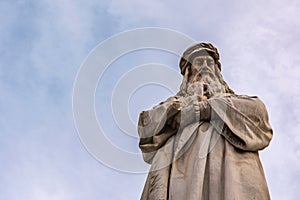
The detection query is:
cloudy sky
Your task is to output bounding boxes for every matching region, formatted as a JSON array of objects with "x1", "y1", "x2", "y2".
[{"x1": 1, "y1": 0, "x2": 300, "y2": 199}]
